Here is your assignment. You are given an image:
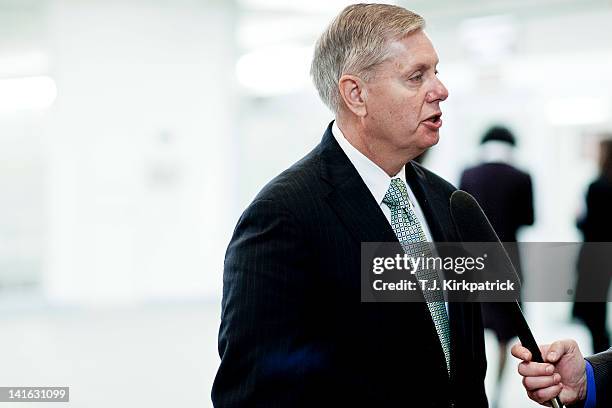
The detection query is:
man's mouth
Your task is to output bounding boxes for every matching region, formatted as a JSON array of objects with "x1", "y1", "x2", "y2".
[{"x1": 422, "y1": 112, "x2": 443, "y2": 130}]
